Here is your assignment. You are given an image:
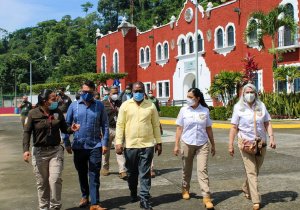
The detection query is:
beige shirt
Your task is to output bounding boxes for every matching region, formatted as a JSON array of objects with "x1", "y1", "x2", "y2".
[{"x1": 115, "y1": 98, "x2": 162, "y2": 148}]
